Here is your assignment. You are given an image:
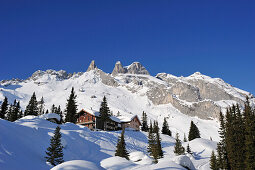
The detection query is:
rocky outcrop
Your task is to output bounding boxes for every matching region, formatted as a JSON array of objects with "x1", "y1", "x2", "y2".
[
  {"x1": 86, "y1": 60, "x2": 97, "y2": 72},
  {"x1": 112, "y1": 61, "x2": 127, "y2": 75},
  {"x1": 28, "y1": 70, "x2": 69, "y2": 81},
  {"x1": 126, "y1": 62, "x2": 150, "y2": 75}
]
